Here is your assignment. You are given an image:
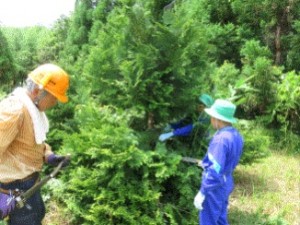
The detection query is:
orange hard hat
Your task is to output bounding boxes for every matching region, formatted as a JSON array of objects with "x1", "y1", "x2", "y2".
[{"x1": 28, "y1": 64, "x2": 70, "y2": 103}]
